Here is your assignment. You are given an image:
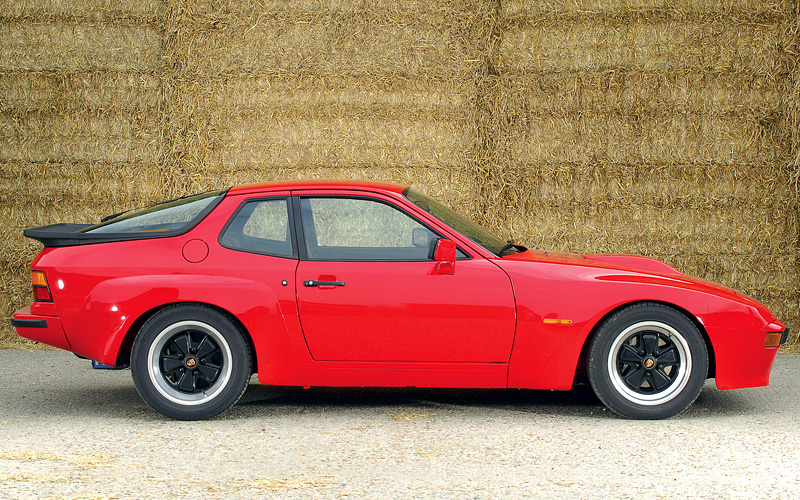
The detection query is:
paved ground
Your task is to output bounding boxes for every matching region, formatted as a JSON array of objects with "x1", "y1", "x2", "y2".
[{"x1": 0, "y1": 350, "x2": 798, "y2": 499}]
